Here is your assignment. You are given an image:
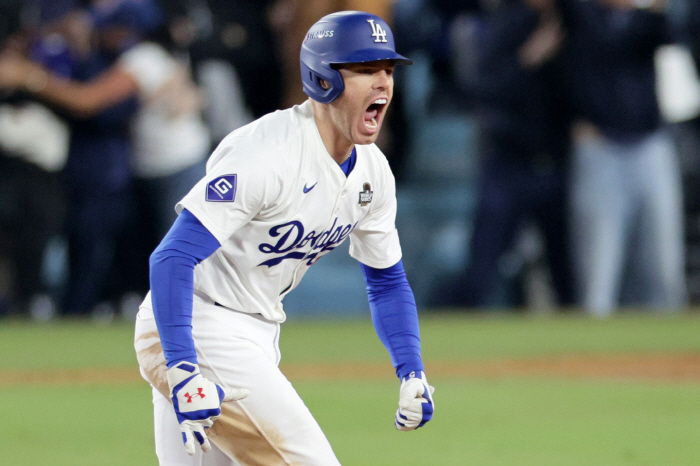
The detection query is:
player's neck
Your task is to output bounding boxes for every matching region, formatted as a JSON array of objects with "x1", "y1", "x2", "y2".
[{"x1": 311, "y1": 100, "x2": 354, "y2": 164}]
